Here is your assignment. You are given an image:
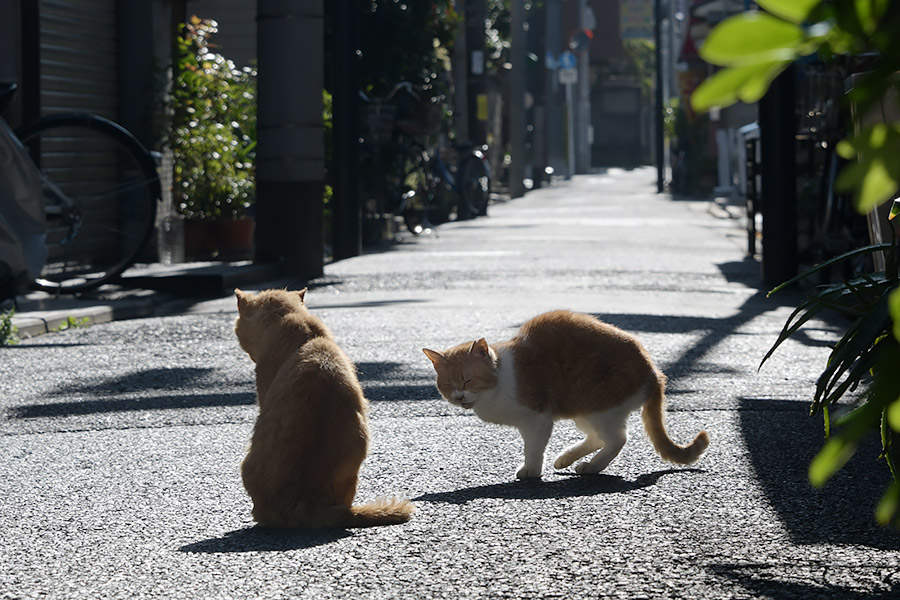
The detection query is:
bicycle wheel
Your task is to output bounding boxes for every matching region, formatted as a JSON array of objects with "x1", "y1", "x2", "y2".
[
  {"x1": 16, "y1": 113, "x2": 160, "y2": 292},
  {"x1": 459, "y1": 155, "x2": 490, "y2": 220}
]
